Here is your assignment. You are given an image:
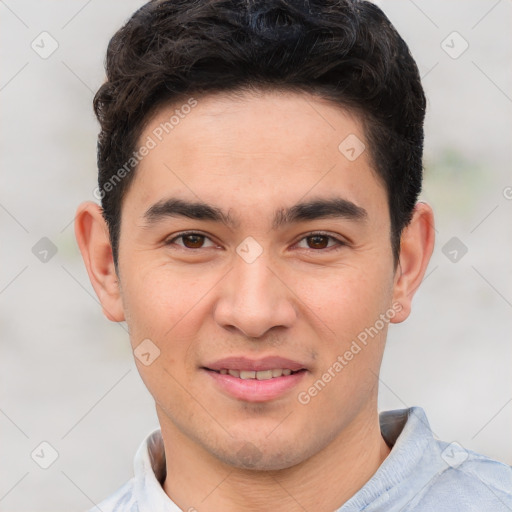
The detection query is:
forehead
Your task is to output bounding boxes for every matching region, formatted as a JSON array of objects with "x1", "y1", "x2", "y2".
[
  {"x1": 126, "y1": 89, "x2": 387, "y2": 222},
  {"x1": 145, "y1": 89, "x2": 365, "y2": 158}
]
